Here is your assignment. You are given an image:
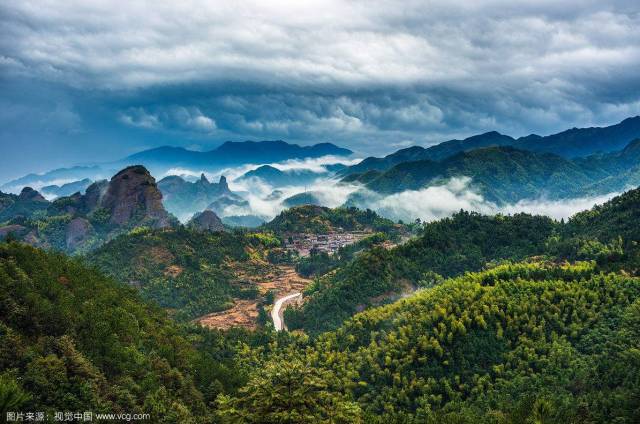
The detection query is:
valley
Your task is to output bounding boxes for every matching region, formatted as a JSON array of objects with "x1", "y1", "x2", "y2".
[
  {"x1": 2, "y1": 119, "x2": 640, "y2": 422},
  {"x1": 5, "y1": 3, "x2": 640, "y2": 421},
  {"x1": 196, "y1": 264, "x2": 311, "y2": 331}
]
